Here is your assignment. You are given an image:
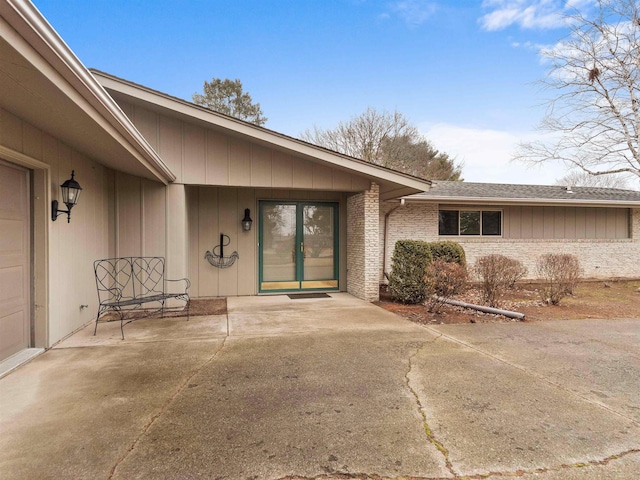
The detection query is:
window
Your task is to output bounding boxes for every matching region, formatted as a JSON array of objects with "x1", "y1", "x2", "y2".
[{"x1": 438, "y1": 209, "x2": 502, "y2": 236}]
